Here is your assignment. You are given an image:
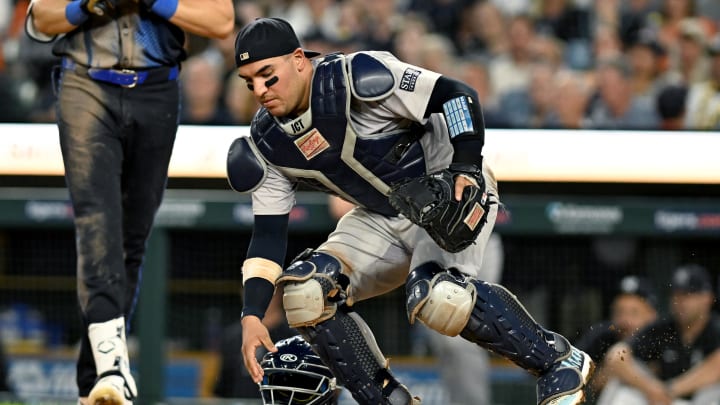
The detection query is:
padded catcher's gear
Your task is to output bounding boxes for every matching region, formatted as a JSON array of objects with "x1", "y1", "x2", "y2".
[
  {"x1": 388, "y1": 164, "x2": 491, "y2": 253},
  {"x1": 260, "y1": 335, "x2": 338, "y2": 405}
]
